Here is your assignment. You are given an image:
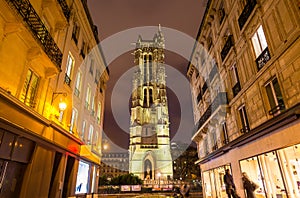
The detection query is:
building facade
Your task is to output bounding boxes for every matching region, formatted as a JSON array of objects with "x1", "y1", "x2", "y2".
[
  {"x1": 187, "y1": 0, "x2": 300, "y2": 198},
  {"x1": 100, "y1": 152, "x2": 129, "y2": 180},
  {"x1": 0, "y1": 0, "x2": 108, "y2": 197},
  {"x1": 129, "y1": 26, "x2": 173, "y2": 181},
  {"x1": 171, "y1": 142, "x2": 201, "y2": 182}
]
